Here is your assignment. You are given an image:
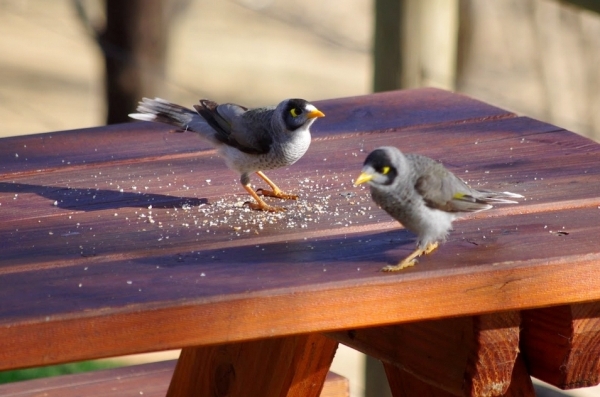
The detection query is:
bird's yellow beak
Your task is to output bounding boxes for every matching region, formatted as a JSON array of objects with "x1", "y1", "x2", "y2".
[
  {"x1": 354, "y1": 172, "x2": 373, "y2": 186},
  {"x1": 307, "y1": 109, "x2": 325, "y2": 119}
]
